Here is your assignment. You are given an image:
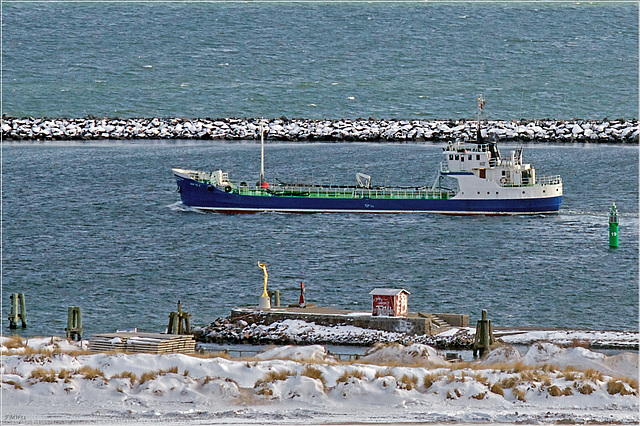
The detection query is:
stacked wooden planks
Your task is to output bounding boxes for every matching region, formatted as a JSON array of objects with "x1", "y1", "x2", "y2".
[{"x1": 89, "y1": 332, "x2": 196, "y2": 354}]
